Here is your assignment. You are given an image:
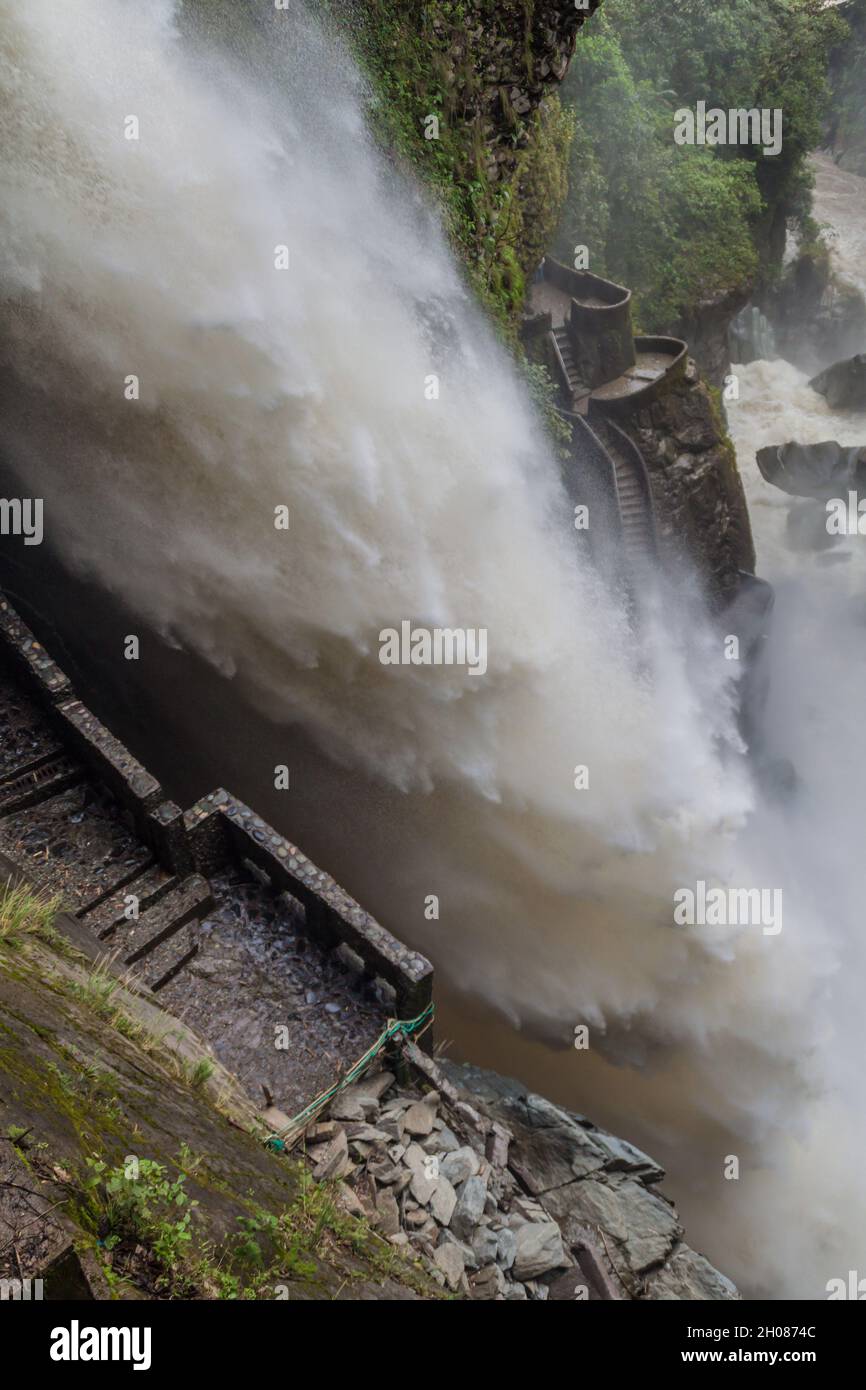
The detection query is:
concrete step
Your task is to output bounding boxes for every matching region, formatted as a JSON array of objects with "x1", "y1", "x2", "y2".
[
  {"x1": 79, "y1": 861, "x2": 180, "y2": 938},
  {"x1": 0, "y1": 755, "x2": 84, "y2": 815},
  {"x1": 101, "y1": 873, "x2": 213, "y2": 967},
  {"x1": 141, "y1": 922, "x2": 199, "y2": 993}
]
